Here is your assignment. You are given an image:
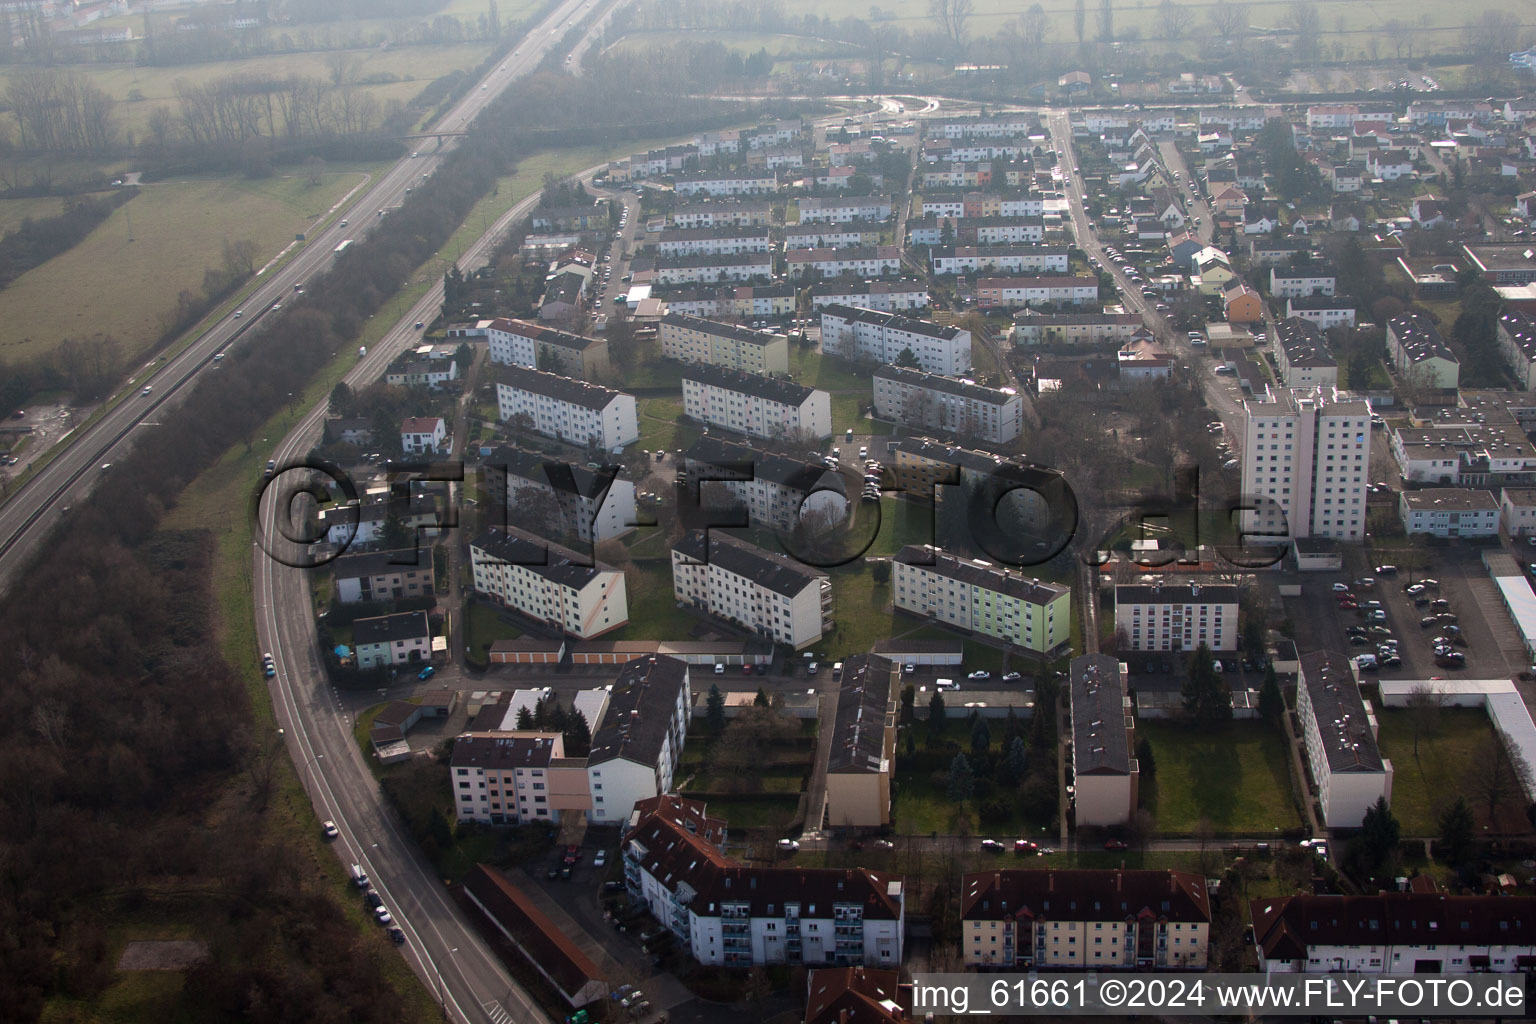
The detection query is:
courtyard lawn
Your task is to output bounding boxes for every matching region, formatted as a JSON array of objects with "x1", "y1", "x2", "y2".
[
  {"x1": 1375, "y1": 707, "x2": 1522, "y2": 835},
  {"x1": 893, "y1": 721, "x2": 1052, "y2": 838},
  {"x1": 1134, "y1": 719, "x2": 1300, "y2": 834},
  {"x1": 791, "y1": 345, "x2": 869, "y2": 392},
  {"x1": 607, "y1": 558, "x2": 700, "y2": 640},
  {"x1": 636, "y1": 397, "x2": 702, "y2": 455},
  {"x1": 464, "y1": 601, "x2": 523, "y2": 659}
]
